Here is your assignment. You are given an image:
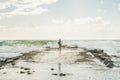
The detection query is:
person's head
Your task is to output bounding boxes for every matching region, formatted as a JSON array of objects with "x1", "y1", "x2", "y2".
[{"x1": 59, "y1": 39, "x2": 61, "y2": 41}]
